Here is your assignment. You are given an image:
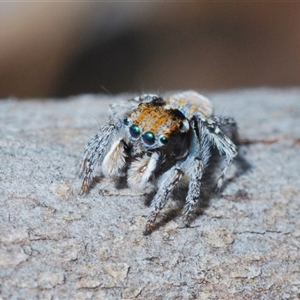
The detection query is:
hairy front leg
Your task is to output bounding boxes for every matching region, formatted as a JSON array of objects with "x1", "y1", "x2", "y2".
[
  {"x1": 144, "y1": 167, "x2": 184, "y2": 235},
  {"x1": 183, "y1": 157, "x2": 204, "y2": 225}
]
